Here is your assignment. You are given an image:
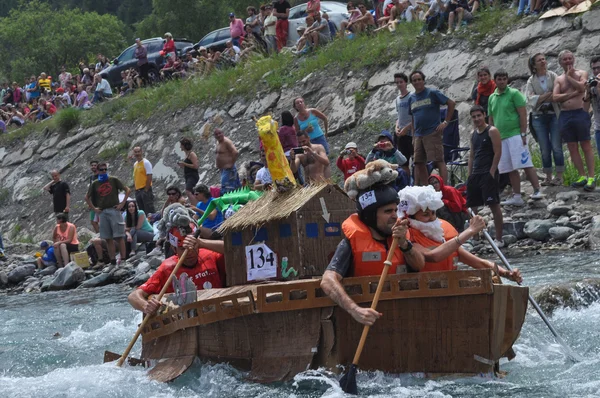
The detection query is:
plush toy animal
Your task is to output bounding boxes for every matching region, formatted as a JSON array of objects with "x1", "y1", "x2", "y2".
[
  {"x1": 344, "y1": 159, "x2": 399, "y2": 199},
  {"x1": 156, "y1": 203, "x2": 196, "y2": 238}
]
